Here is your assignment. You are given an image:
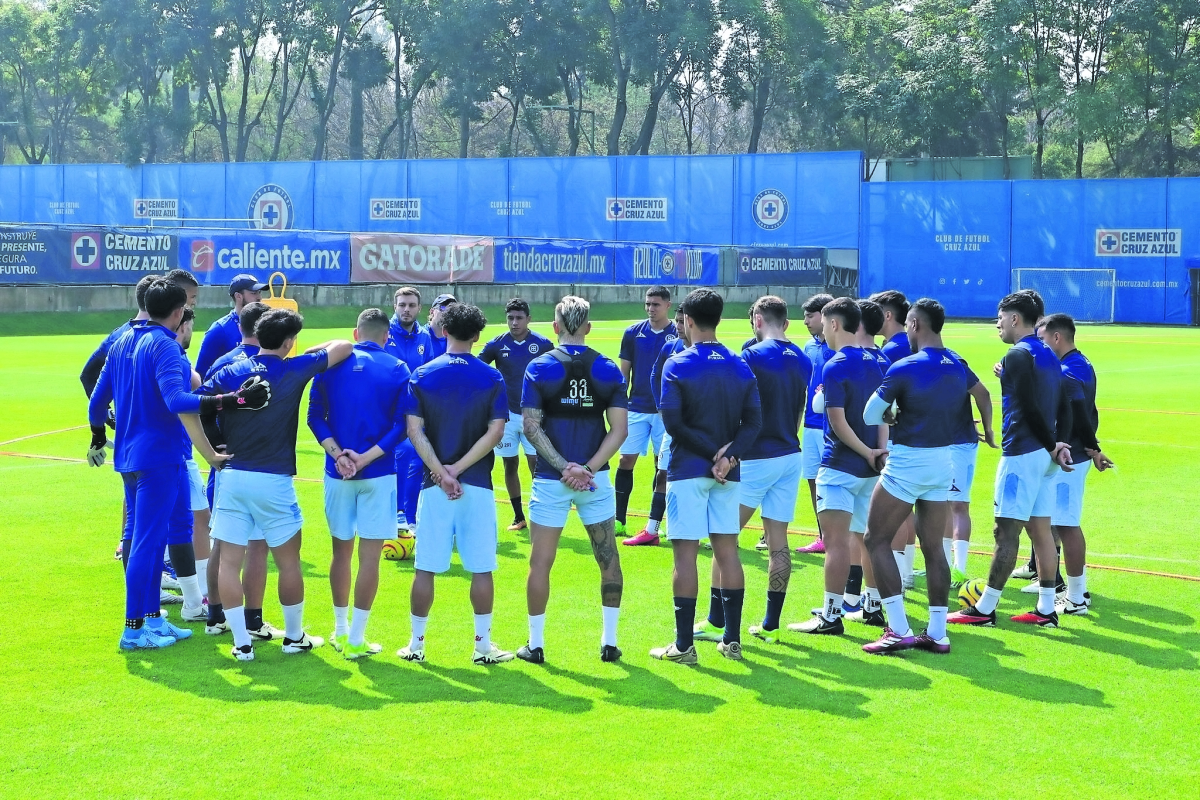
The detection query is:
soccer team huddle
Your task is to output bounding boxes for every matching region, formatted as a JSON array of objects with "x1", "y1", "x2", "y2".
[{"x1": 83, "y1": 270, "x2": 1111, "y2": 665}]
